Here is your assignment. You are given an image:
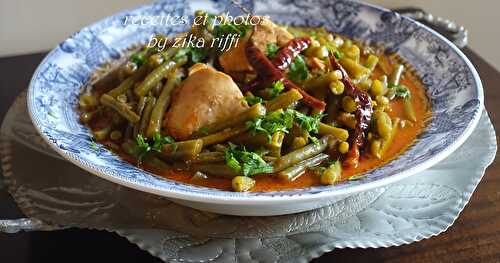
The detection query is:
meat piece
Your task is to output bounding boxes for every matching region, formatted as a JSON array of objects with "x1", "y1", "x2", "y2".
[
  {"x1": 218, "y1": 17, "x2": 294, "y2": 78},
  {"x1": 164, "y1": 64, "x2": 249, "y2": 140}
]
